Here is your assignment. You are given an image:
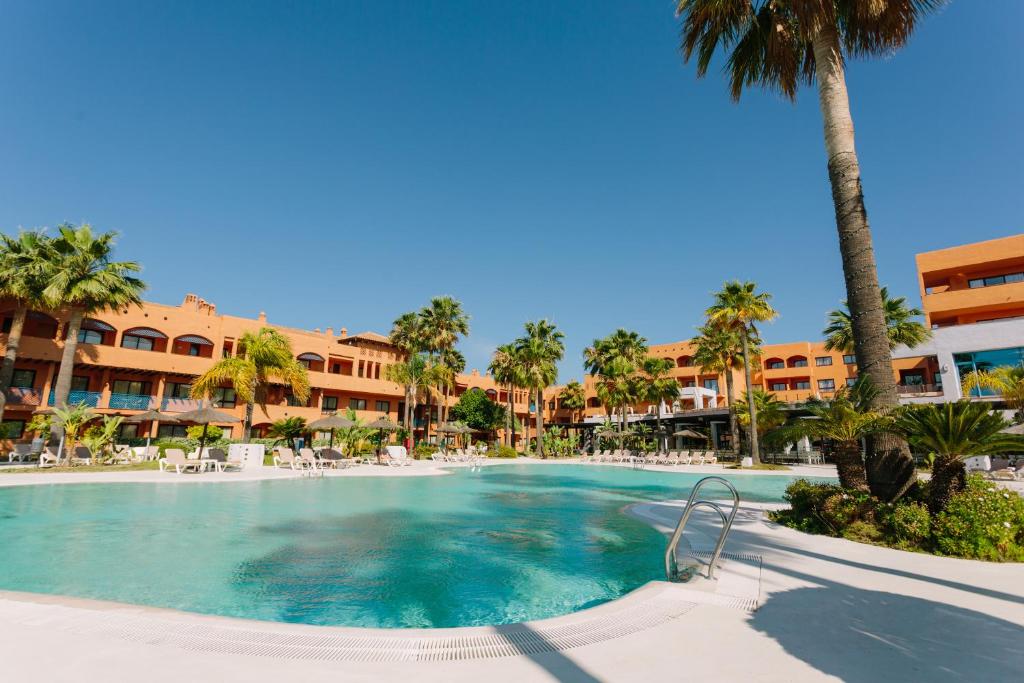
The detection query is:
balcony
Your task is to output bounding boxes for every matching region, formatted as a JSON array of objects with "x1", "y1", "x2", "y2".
[
  {"x1": 4, "y1": 387, "x2": 41, "y2": 406},
  {"x1": 897, "y1": 384, "x2": 943, "y2": 396},
  {"x1": 161, "y1": 397, "x2": 202, "y2": 412},
  {"x1": 48, "y1": 390, "x2": 102, "y2": 408},
  {"x1": 108, "y1": 393, "x2": 157, "y2": 410}
]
